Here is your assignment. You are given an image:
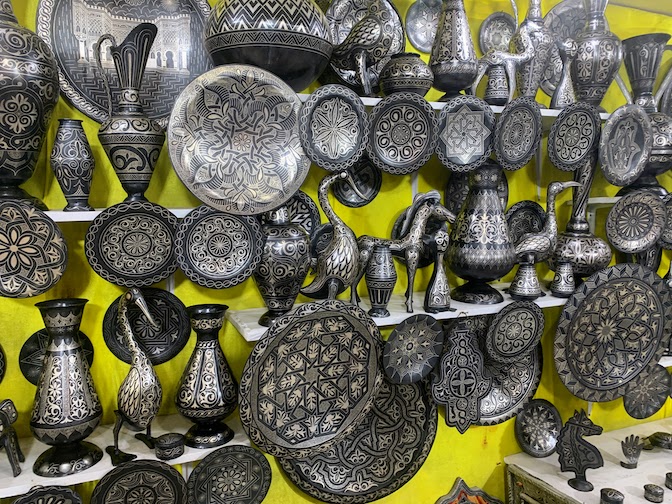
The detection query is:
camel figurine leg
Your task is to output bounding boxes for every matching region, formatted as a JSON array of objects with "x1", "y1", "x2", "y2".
[{"x1": 404, "y1": 247, "x2": 421, "y2": 313}]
